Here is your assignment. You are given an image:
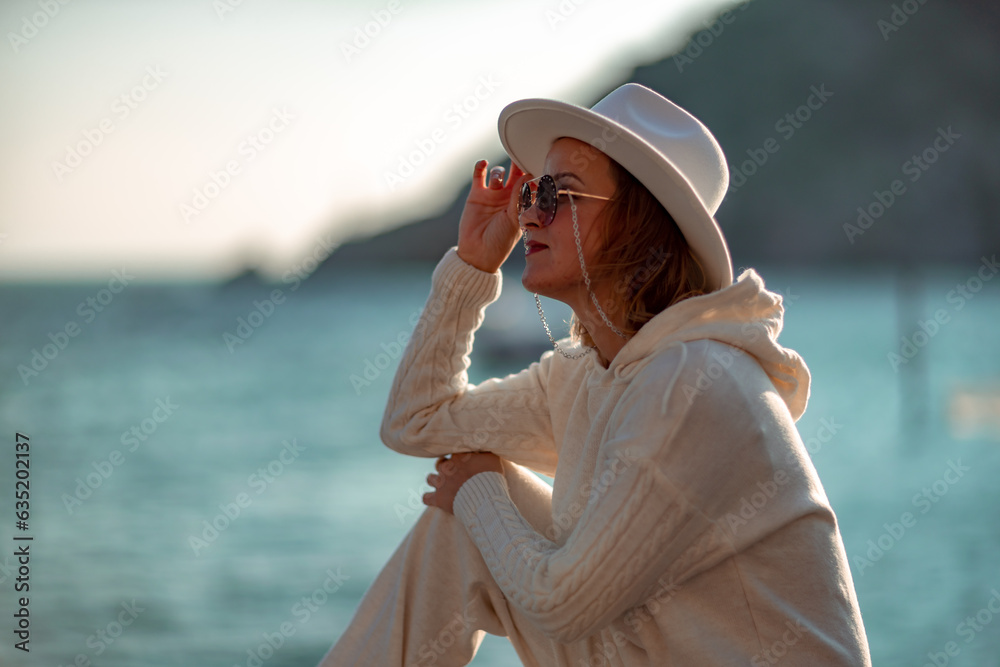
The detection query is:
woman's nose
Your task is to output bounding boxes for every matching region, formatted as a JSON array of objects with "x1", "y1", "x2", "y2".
[{"x1": 519, "y1": 202, "x2": 543, "y2": 229}]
